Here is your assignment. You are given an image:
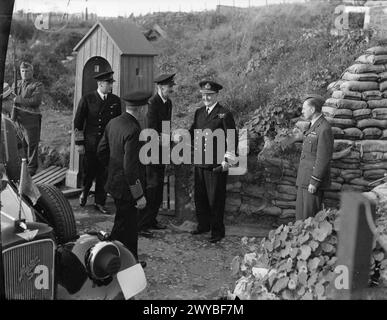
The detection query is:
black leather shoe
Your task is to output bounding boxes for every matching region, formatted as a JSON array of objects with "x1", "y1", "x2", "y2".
[
  {"x1": 191, "y1": 229, "x2": 210, "y2": 235},
  {"x1": 138, "y1": 229, "x2": 154, "y2": 238},
  {"x1": 149, "y1": 222, "x2": 167, "y2": 230},
  {"x1": 79, "y1": 193, "x2": 87, "y2": 207},
  {"x1": 139, "y1": 260, "x2": 147, "y2": 268},
  {"x1": 94, "y1": 204, "x2": 110, "y2": 215},
  {"x1": 209, "y1": 236, "x2": 224, "y2": 243}
]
